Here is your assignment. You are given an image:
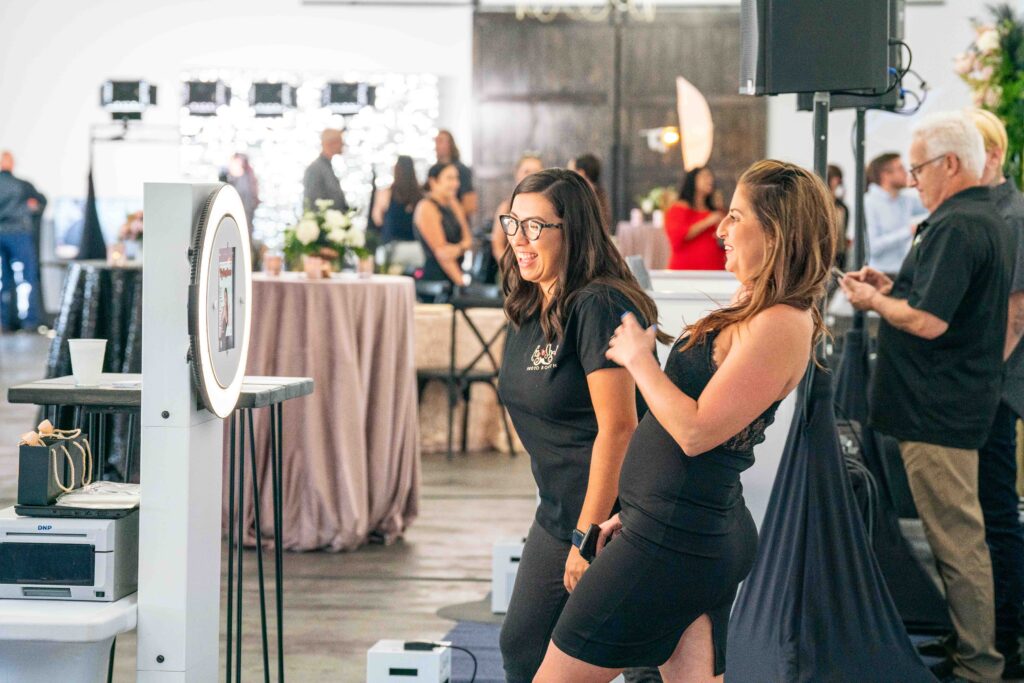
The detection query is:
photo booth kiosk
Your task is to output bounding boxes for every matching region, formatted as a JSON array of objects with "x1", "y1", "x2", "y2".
[{"x1": 0, "y1": 182, "x2": 252, "y2": 683}]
